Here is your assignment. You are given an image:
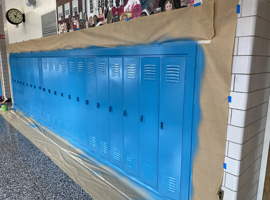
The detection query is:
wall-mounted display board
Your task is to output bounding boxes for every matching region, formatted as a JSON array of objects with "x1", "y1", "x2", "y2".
[{"x1": 10, "y1": 41, "x2": 203, "y2": 200}]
